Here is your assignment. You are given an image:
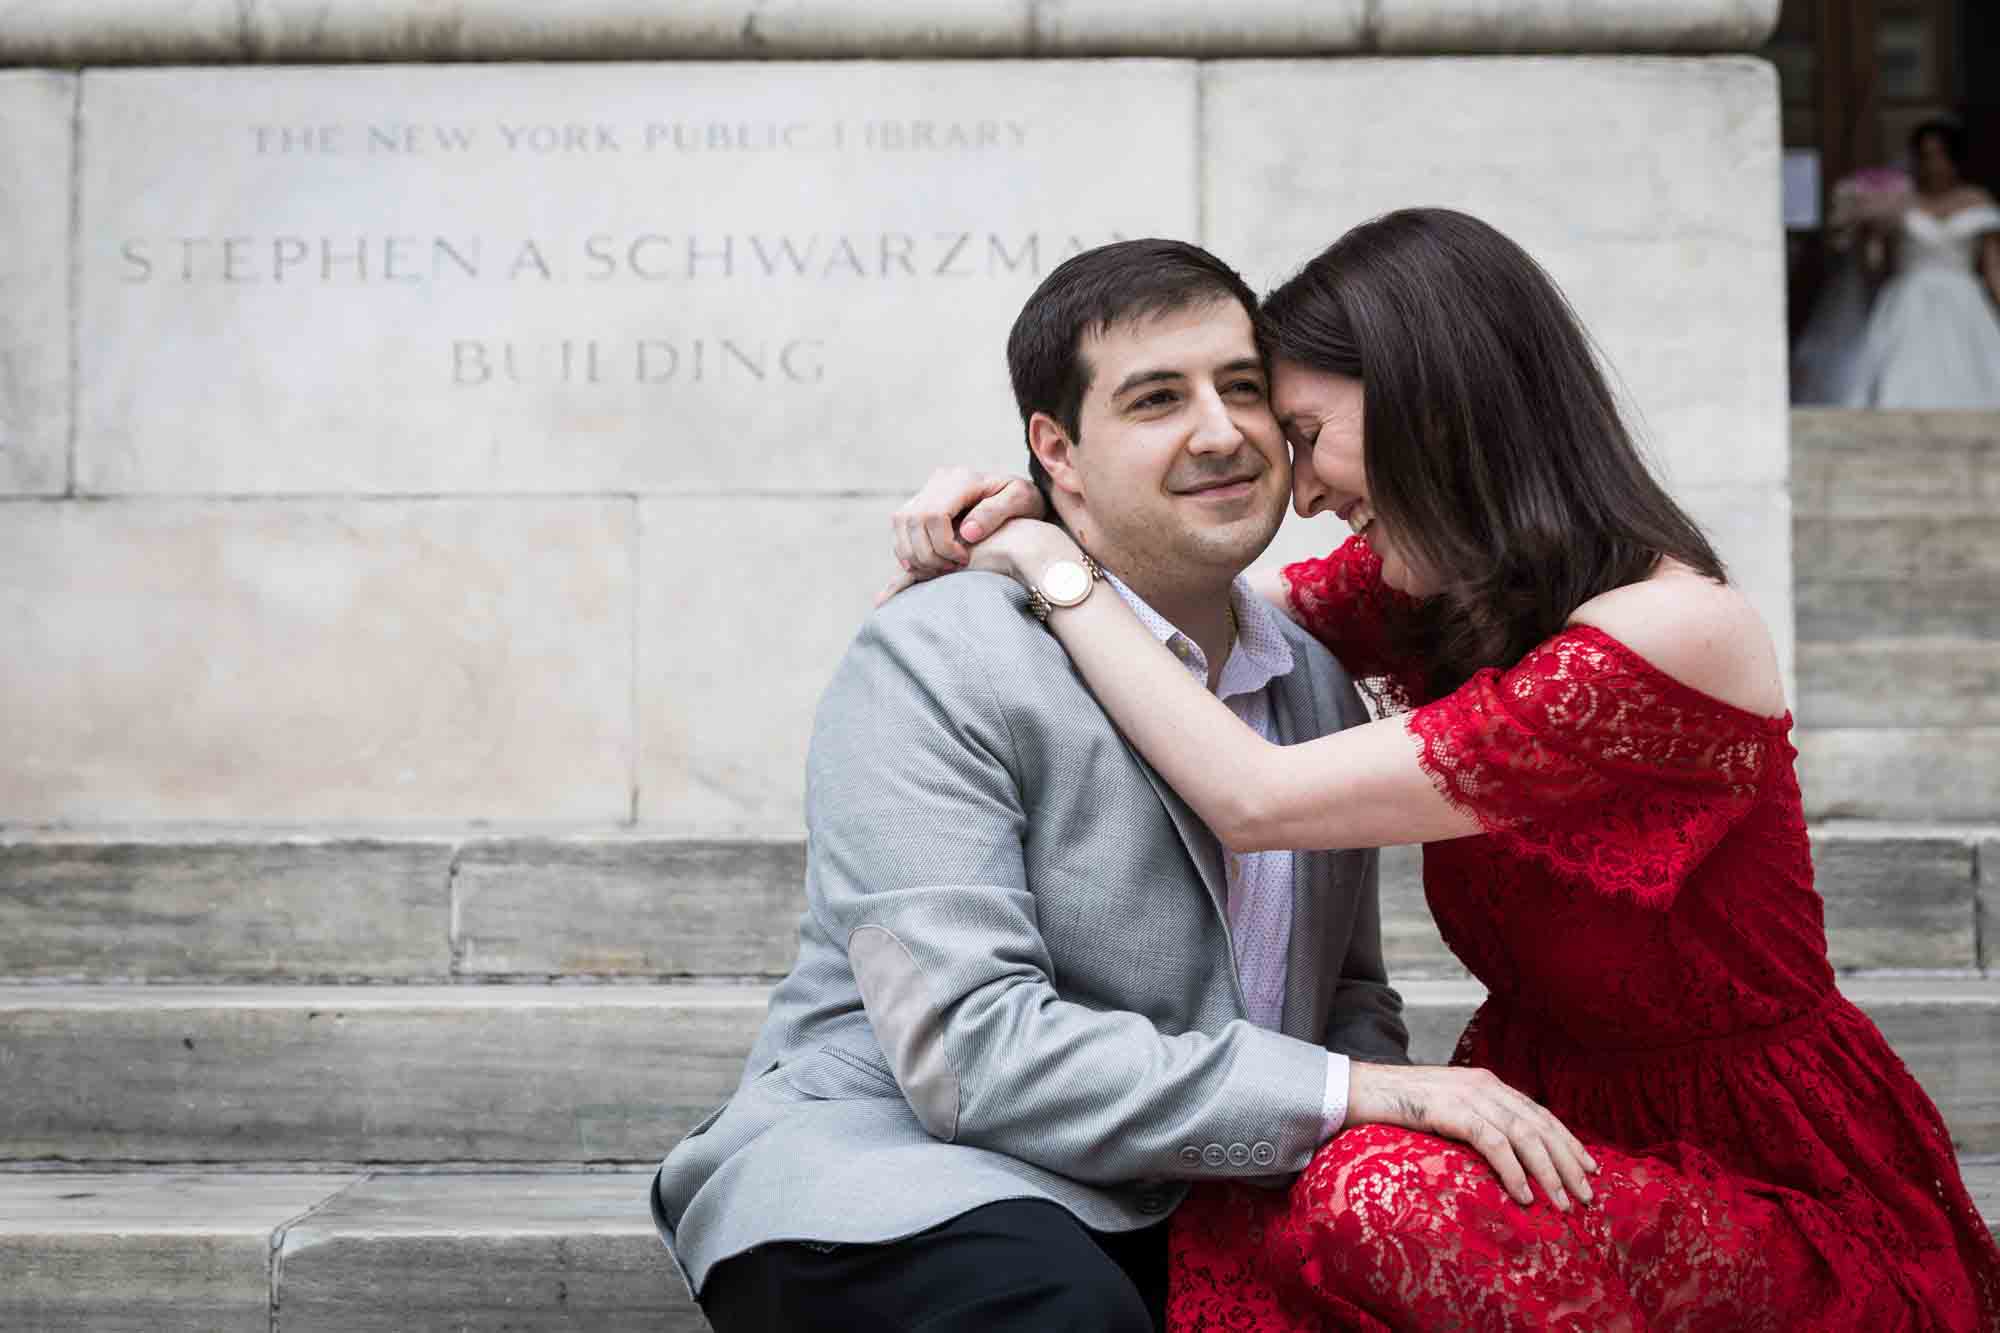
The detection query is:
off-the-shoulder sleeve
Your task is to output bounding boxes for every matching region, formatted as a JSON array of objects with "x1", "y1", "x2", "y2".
[
  {"x1": 1405, "y1": 626, "x2": 1784, "y2": 907},
  {"x1": 1281, "y1": 536, "x2": 1426, "y2": 708}
]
